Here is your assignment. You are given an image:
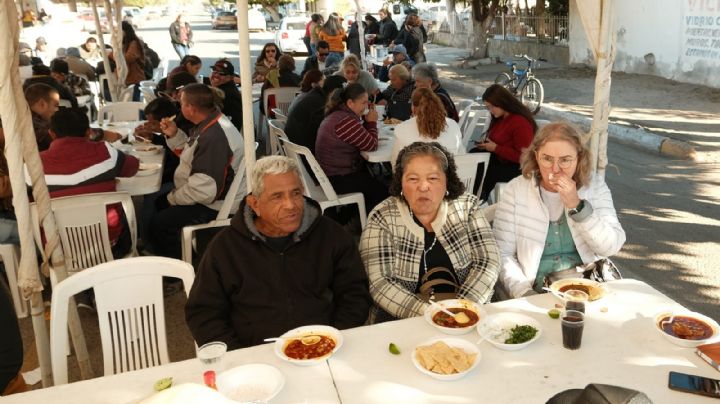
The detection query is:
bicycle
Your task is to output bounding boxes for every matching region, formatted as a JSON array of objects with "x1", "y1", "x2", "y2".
[{"x1": 494, "y1": 54, "x2": 546, "y2": 114}]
